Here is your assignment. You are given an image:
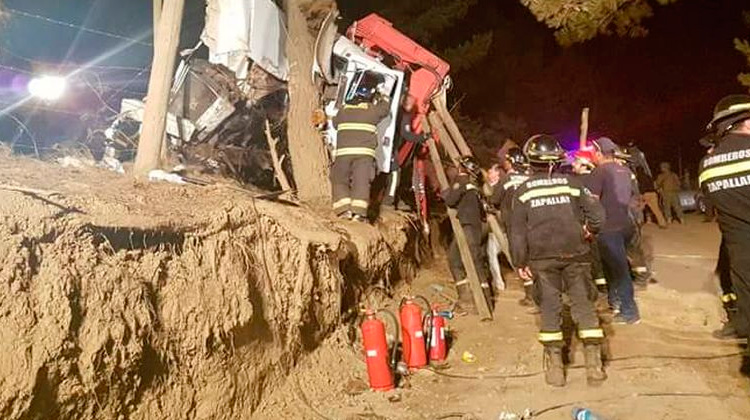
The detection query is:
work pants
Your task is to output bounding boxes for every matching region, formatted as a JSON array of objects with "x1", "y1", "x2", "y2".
[
  {"x1": 726, "y1": 237, "x2": 750, "y2": 338},
  {"x1": 530, "y1": 259, "x2": 603, "y2": 347},
  {"x1": 384, "y1": 169, "x2": 400, "y2": 207},
  {"x1": 589, "y1": 241, "x2": 607, "y2": 291},
  {"x1": 331, "y1": 155, "x2": 376, "y2": 217},
  {"x1": 643, "y1": 192, "x2": 667, "y2": 226},
  {"x1": 487, "y1": 229, "x2": 512, "y2": 290},
  {"x1": 627, "y1": 226, "x2": 651, "y2": 285},
  {"x1": 717, "y1": 238, "x2": 739, "y2": 318},
  {"x1": 661, "y1": 191, "x2": 683, "y2": 223},
  {"x1": 598, "y1": 228, "x2": 640, "y2": 321},
  {"x1": 448, "y1": 224, "x2": 488, "y2": 285}
]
